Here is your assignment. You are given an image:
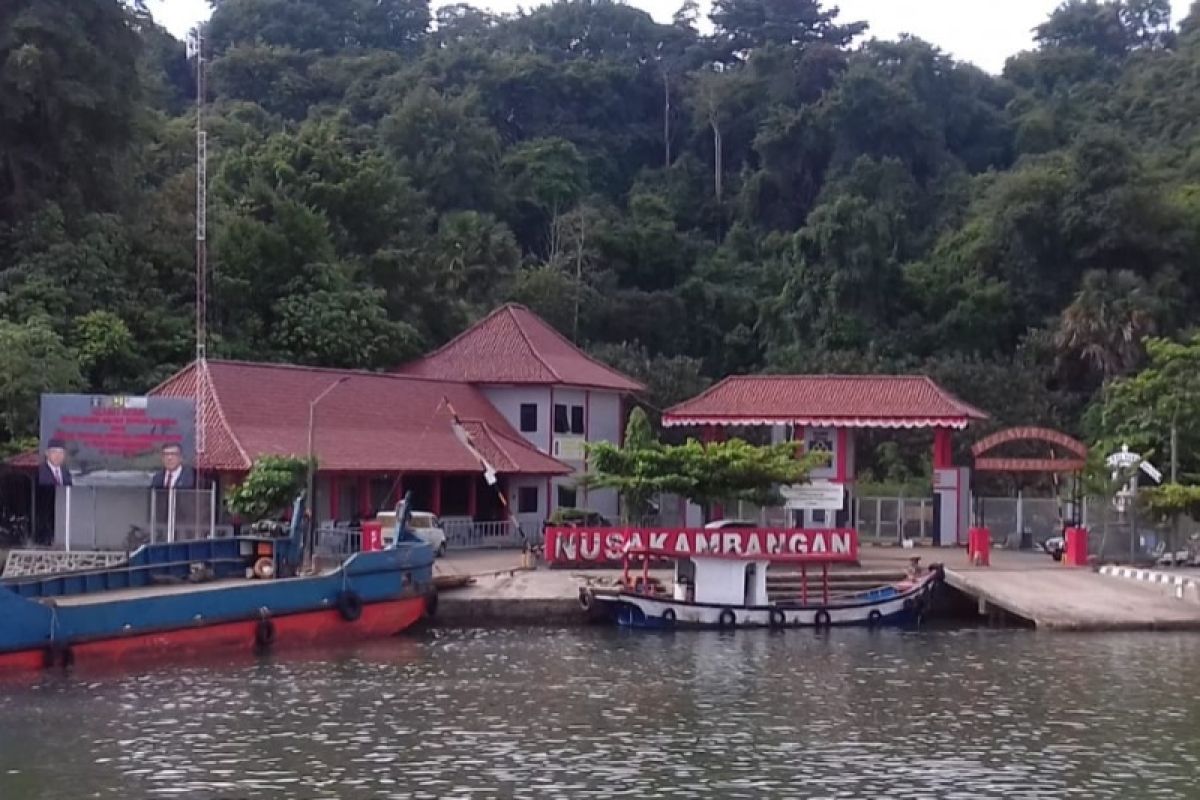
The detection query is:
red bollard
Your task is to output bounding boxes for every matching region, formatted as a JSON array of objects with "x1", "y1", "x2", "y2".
[
  {"x1": 361, "y1": 521, "x2": 383, "y2": 552},
  {"x1": 967, "y1": 527, "x2": 991, "y2": 566},
  {"x1": 1063, "y1": 526, "x2": 1088, "y2": 566}
]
